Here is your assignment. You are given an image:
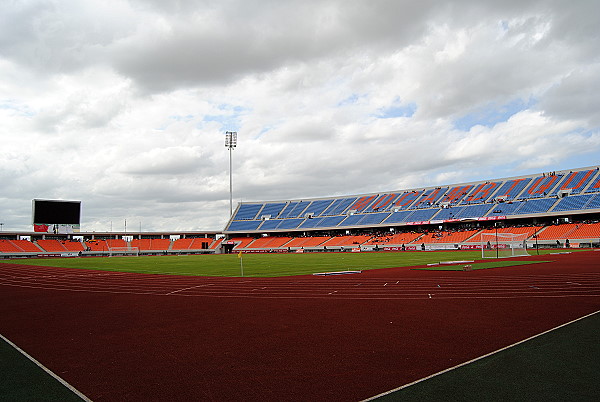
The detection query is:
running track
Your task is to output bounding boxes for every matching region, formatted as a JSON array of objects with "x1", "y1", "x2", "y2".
[{"x1": 1, "y1": 251, "x2": 599, "y2": 401}]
